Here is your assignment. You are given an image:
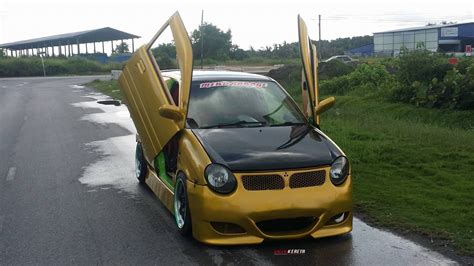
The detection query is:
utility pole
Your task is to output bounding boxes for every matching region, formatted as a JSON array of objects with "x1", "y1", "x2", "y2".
[
  {"x1": 318, "y1": 14, "x2": 322, "y2": 61},
  {"x1": 200, "y1": 10, "x2": 204, "y2": 69}
]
